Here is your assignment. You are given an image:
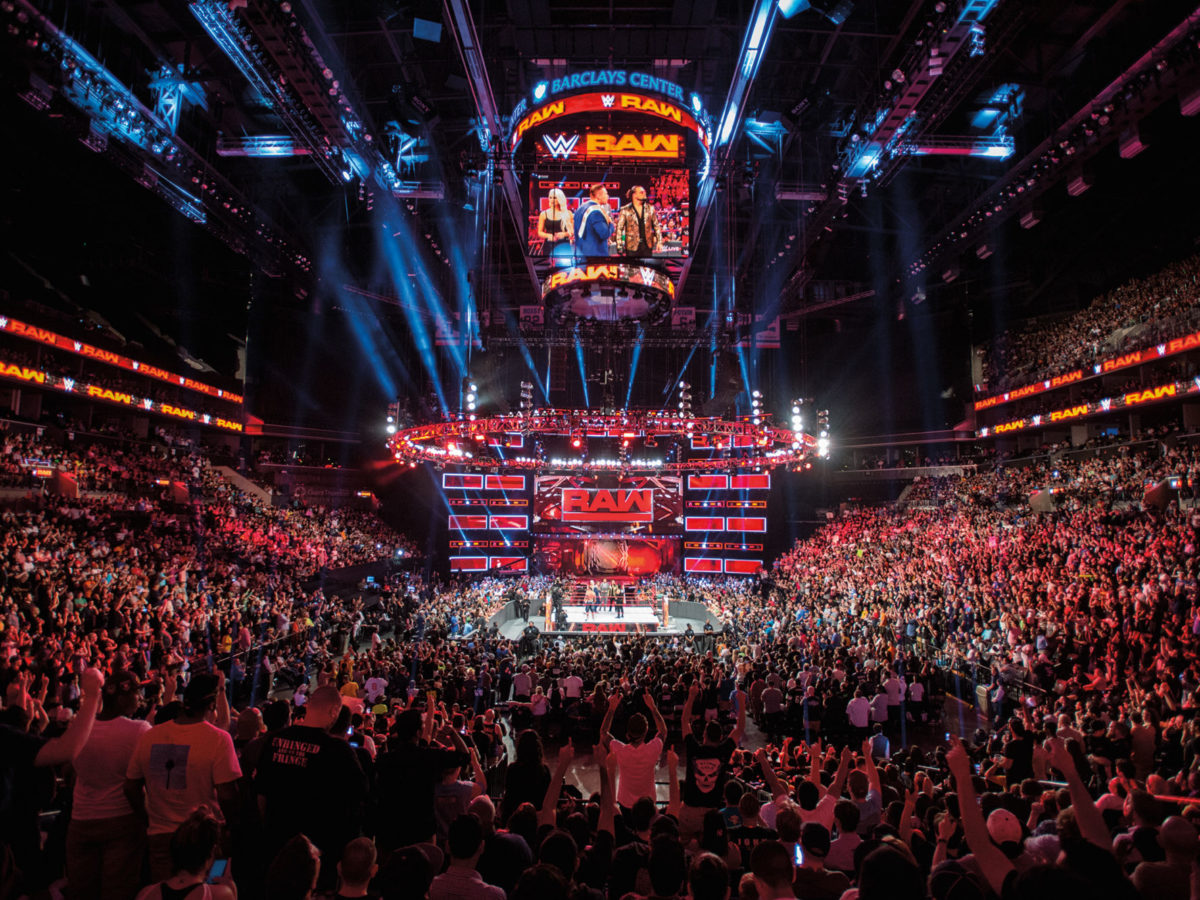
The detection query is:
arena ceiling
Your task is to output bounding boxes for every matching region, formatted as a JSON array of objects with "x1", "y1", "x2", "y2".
[{"x1": 3, "y1": 0, "x2": 1200, "y2": 430}]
